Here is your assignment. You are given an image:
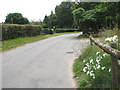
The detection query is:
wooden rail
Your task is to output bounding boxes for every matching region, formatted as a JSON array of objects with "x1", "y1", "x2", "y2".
[
  {"x1": 89, "y1": 36, "x2": 120, "y2": 89},
  {"x1": 89, "y1": 36, "x2": 120, "y2": 59}
]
